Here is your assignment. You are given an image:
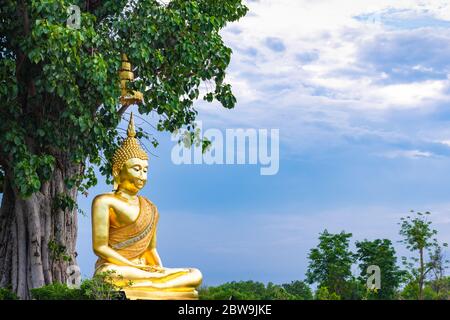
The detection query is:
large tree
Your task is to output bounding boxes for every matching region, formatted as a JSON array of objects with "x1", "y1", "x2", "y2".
[
  {"x1": 399, "y1": 211, "x2": 448, "y2": 300},
  {"x1": 355, "y1": 239, "x2": 404, "y2": 299},
  {"x1": 0, "y1": 0, "x2": 247, "y2": 298},
  {"x1": 306, "y1": 230, "x2": 354, "y2": 299}
]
